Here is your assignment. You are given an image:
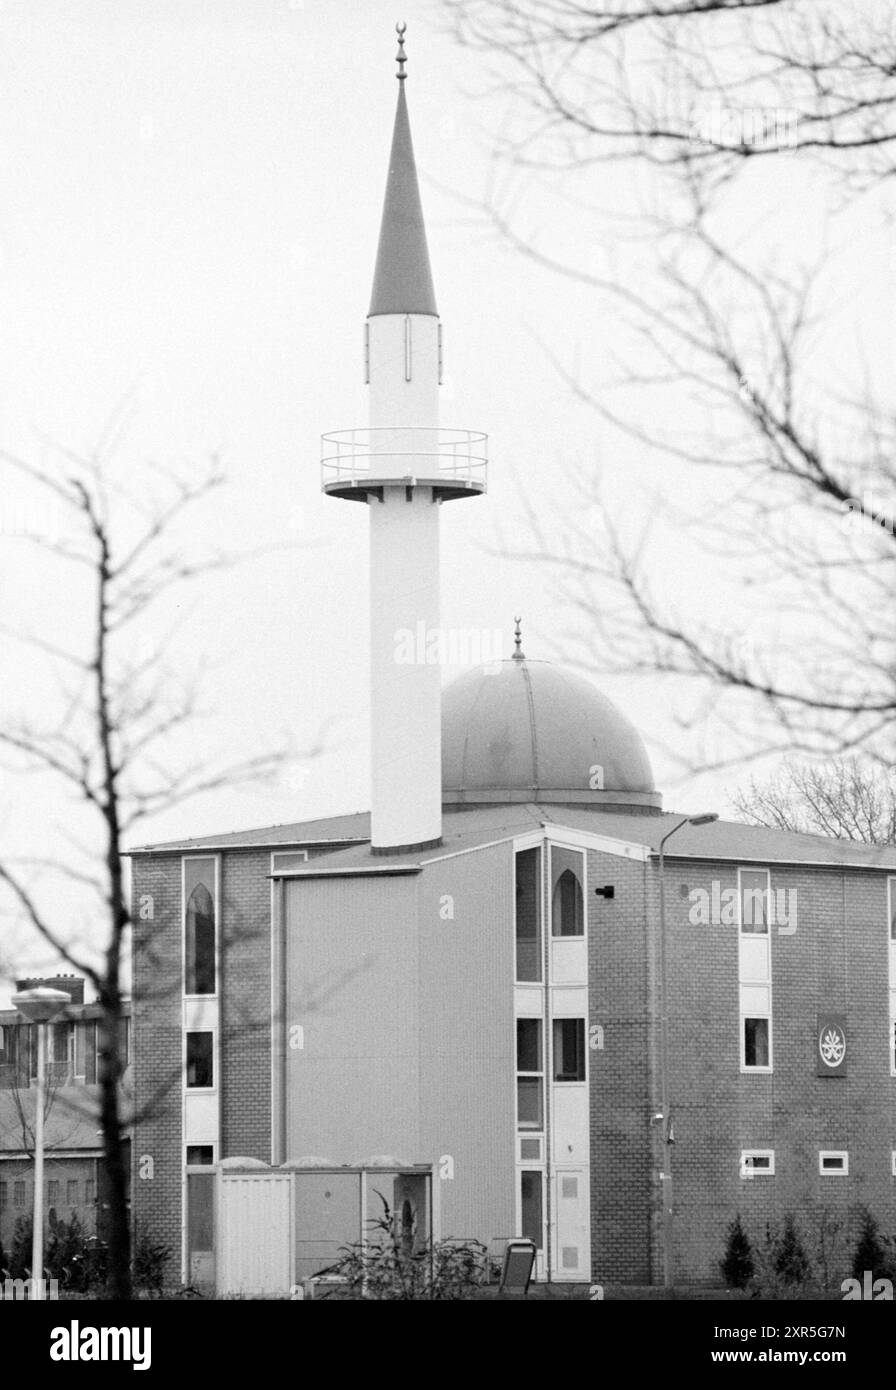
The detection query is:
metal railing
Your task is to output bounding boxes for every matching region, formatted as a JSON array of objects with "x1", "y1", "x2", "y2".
[{"x1": 321, "y1": 427, "x2": 487, "y2": 490}]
